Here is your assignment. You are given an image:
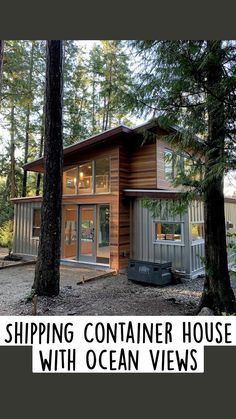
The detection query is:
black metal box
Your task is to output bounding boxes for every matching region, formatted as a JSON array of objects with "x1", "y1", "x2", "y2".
[{"x1": 127, "y1": 259, "x2": 172, "y2": 286}]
